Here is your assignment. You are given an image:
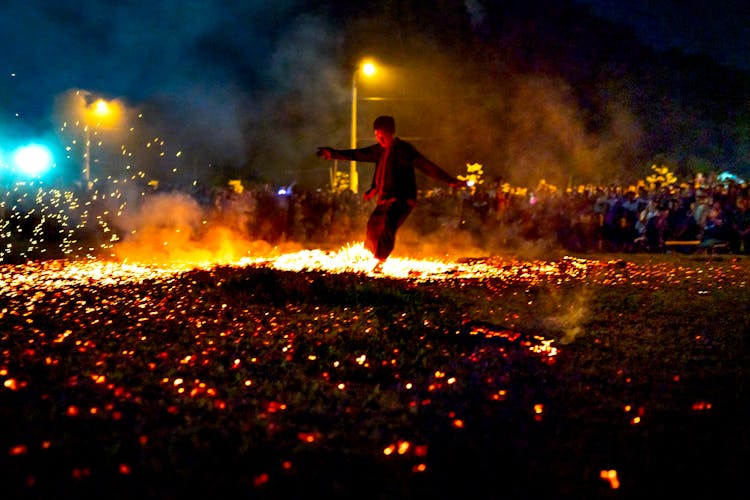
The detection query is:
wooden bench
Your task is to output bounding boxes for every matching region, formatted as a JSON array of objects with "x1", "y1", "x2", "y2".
[{"x1": 664, "y1": 239, "x2": 728, "y2": 255}]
